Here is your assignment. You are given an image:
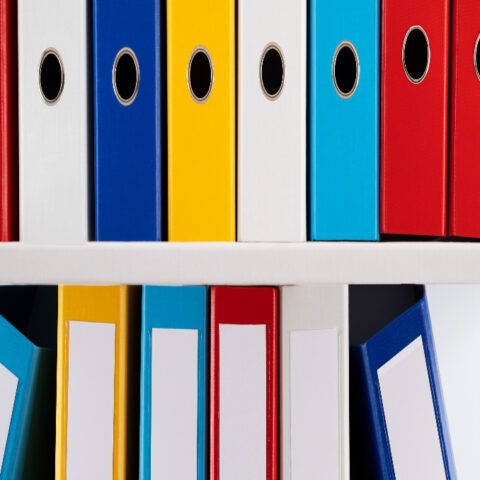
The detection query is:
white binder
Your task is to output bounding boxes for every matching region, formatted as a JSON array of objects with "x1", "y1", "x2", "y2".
[
  {"x1": 280, "y1": 285, "x2": 349, "y2": 480},
  {"x1": 238, "y1": 0, "x2": 306, "y2": 242},
  {"x1": 19, "y1": 0, "x2": 90, "y2": 244}
]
